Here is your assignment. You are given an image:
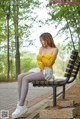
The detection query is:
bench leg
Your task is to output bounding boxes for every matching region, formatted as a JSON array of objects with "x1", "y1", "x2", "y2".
[
  {"x1": 53, "y1": 86, "x2": 57, "y2": 107},
  {"x1": 62, "y1": 84, "x2": 65, "y2": 99}
]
